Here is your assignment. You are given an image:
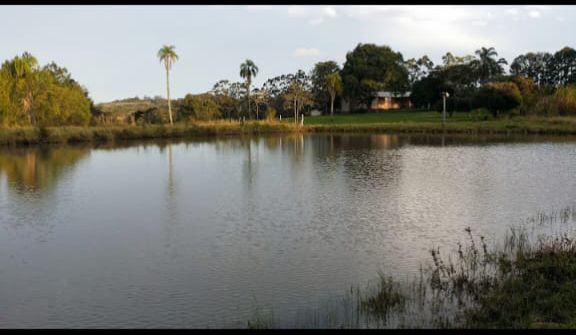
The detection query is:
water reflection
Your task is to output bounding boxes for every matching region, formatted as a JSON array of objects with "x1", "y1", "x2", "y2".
[
  {"x1": 2, "y1": 134, "x2": 576, "y2": 328},
  {"x1": 0, "y1": 146, "x2": 89, "y2": 196}
]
